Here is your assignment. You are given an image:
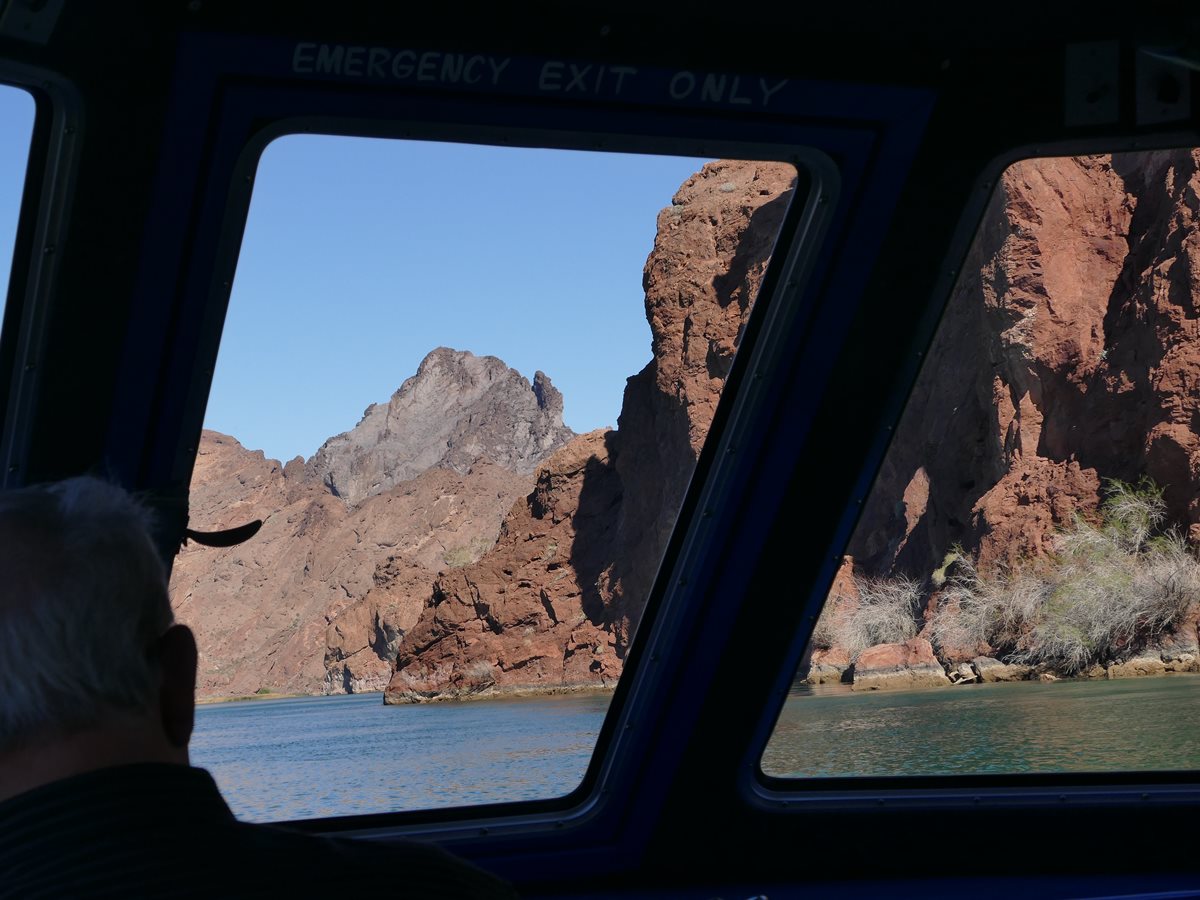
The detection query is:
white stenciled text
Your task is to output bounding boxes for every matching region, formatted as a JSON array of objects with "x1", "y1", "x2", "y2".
[{"x1": 290, "y1": 43, "x2": 790, "y2": 109}]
